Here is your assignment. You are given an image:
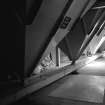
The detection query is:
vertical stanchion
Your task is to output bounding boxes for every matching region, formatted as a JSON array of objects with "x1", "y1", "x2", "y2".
[{"x1": 56, "y1": 47, "x2": 60, "y2": 67}]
